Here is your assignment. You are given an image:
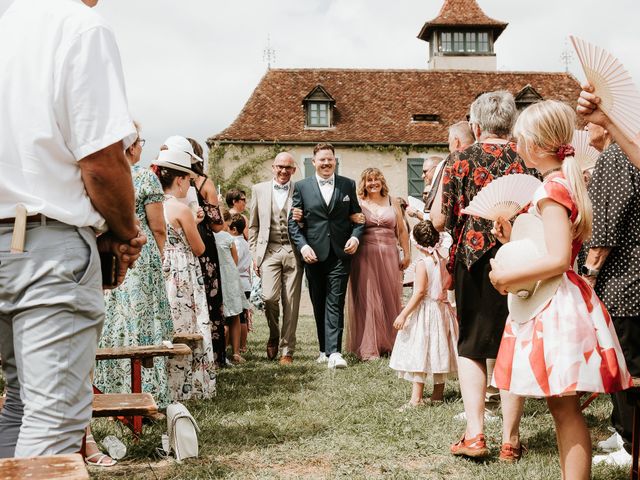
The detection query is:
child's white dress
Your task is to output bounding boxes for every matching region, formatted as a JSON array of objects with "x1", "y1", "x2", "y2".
[
  {"x1": 214, "y1": 231, "x2": 244, "y2": 317},
  {"x1": 390, "y1": 250, "x2": 458, "y2": 383}
]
